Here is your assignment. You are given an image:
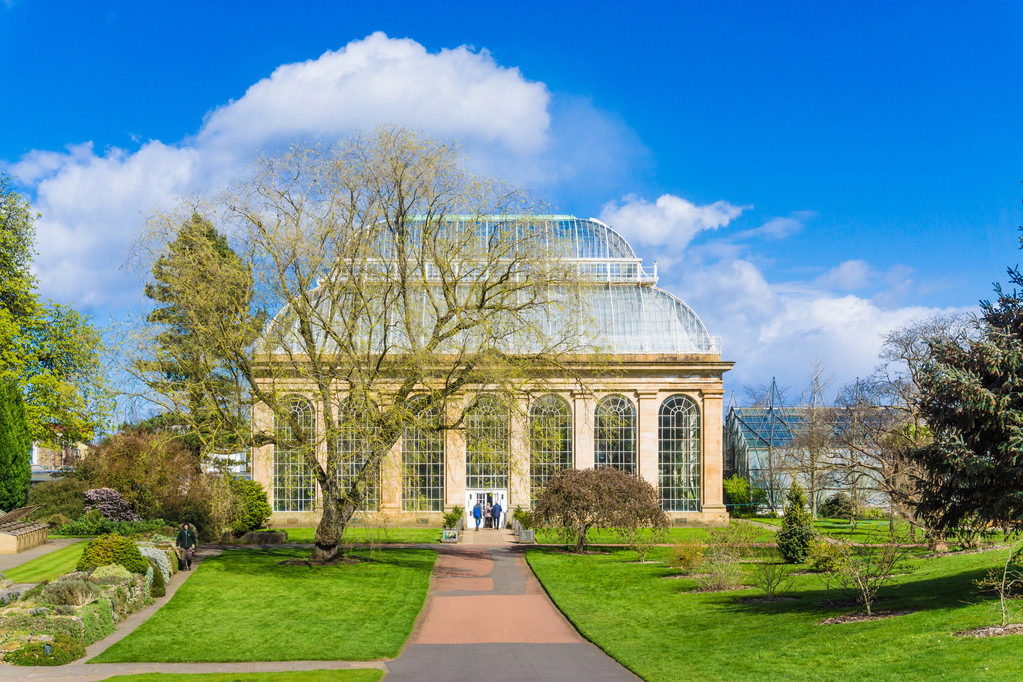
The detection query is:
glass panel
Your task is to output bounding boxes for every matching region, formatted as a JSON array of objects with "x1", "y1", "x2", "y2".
[
  {"x1": 335, "y1": 404, "x2": 379, "y2": 512},
  {"x1": 402, "y1": 400, "x2": 444, "y2": 511},
  {"x1": 659, "y1": 394, "x2": 701, "y2": 512},
  {"x1": 465, "y1": 395, "x2": 509, "y2": 490},
  {"x1": 529, "y1": 394, "x2": 573, "y2": 505},
  {"x1": 273, "y1": 397, "x2": 316, "y2": 512},
  {"x1": 595, "y1": 394, "x2": 636, "y2": 474}
]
